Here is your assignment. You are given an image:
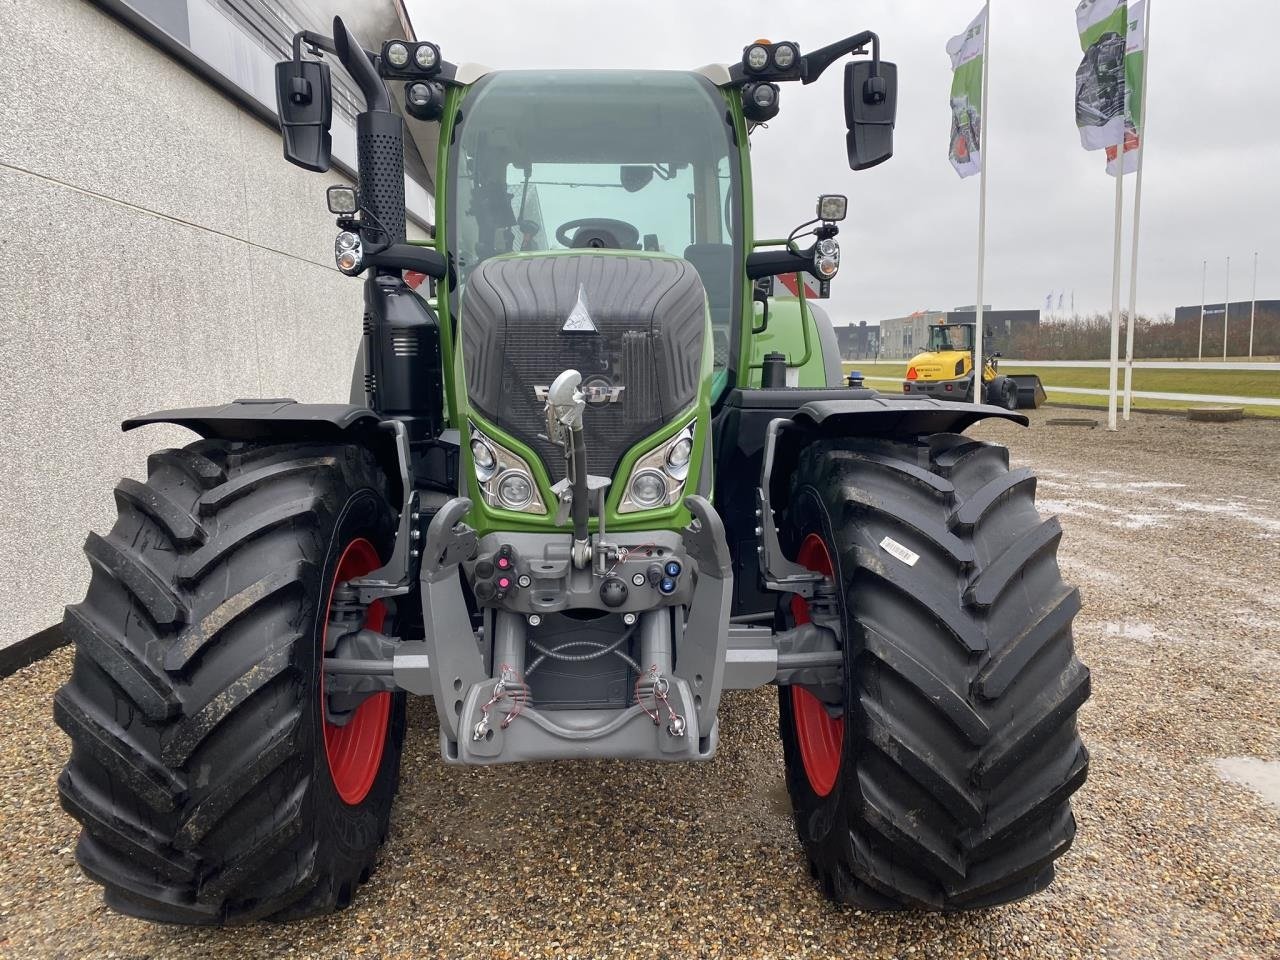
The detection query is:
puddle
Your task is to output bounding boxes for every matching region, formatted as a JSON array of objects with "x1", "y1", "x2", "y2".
[
  {"x1": 1103, "y1": 621, "x2": 1164, "y2": 643},
  {"x1": 1214, "y1": 757, "x2": 1280, "y2": 814},
  {"x1": 760, "y1": 781, "x2": 793, "y2": 817}
]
